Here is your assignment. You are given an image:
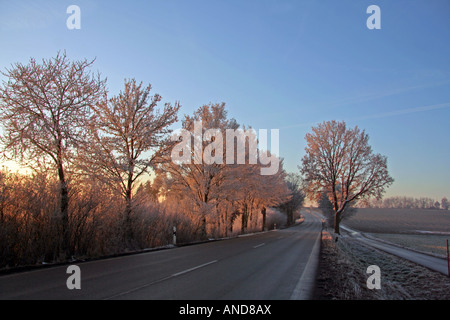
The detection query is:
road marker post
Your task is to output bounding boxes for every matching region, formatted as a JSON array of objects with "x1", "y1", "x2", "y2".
[{"x1": 173, "y1": 226, "x2": 177, "y2": 246}]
